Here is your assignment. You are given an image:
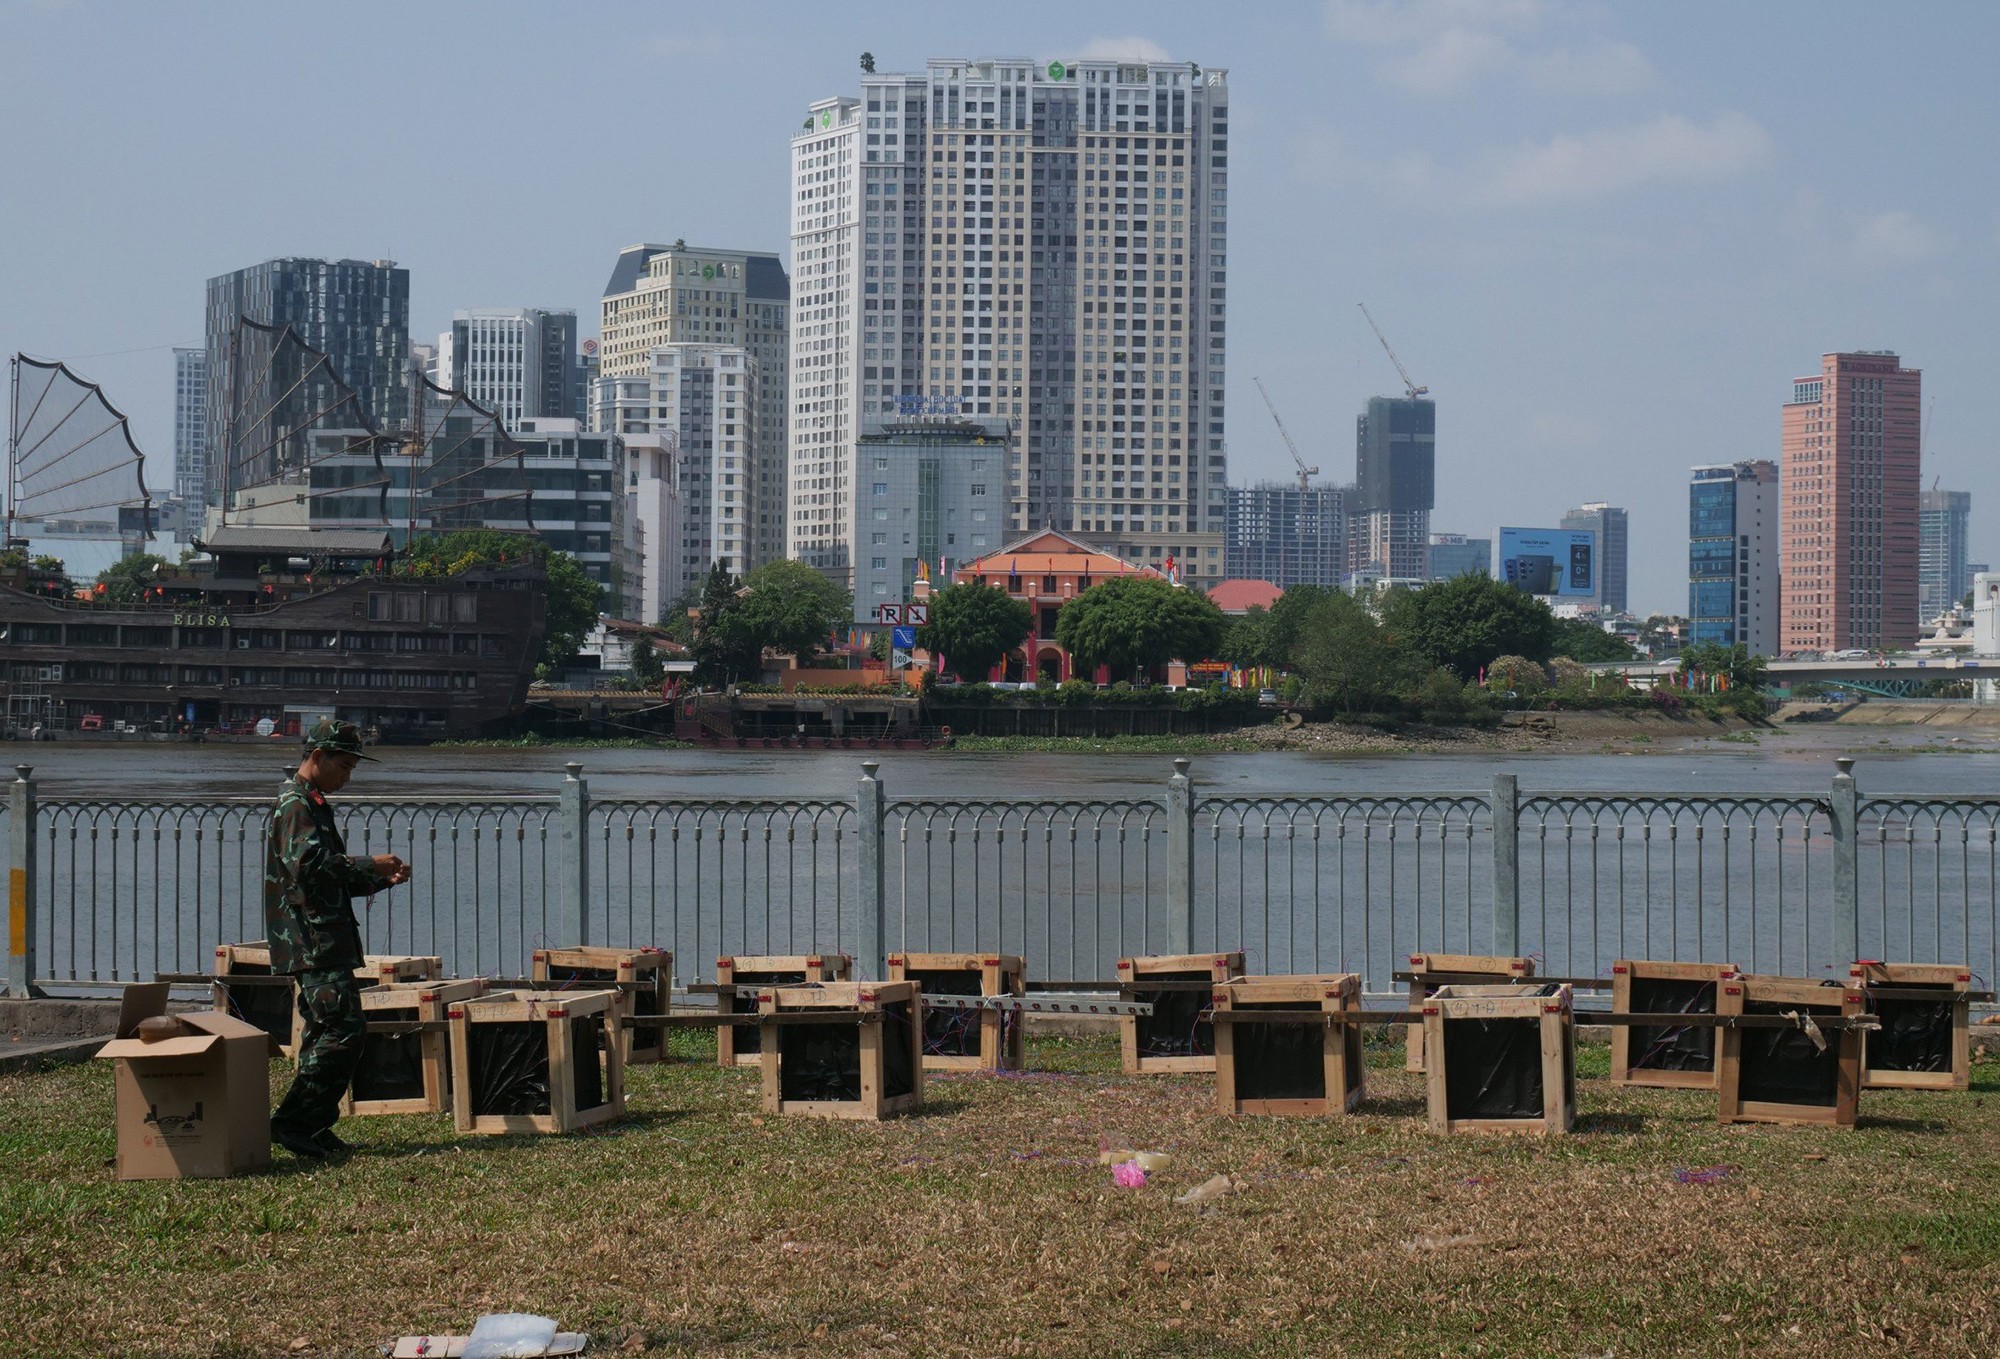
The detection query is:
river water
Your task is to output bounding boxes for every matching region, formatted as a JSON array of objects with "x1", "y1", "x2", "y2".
[{"x1": 10, "y1": 721, "x2": 1998, "y2": 800}]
